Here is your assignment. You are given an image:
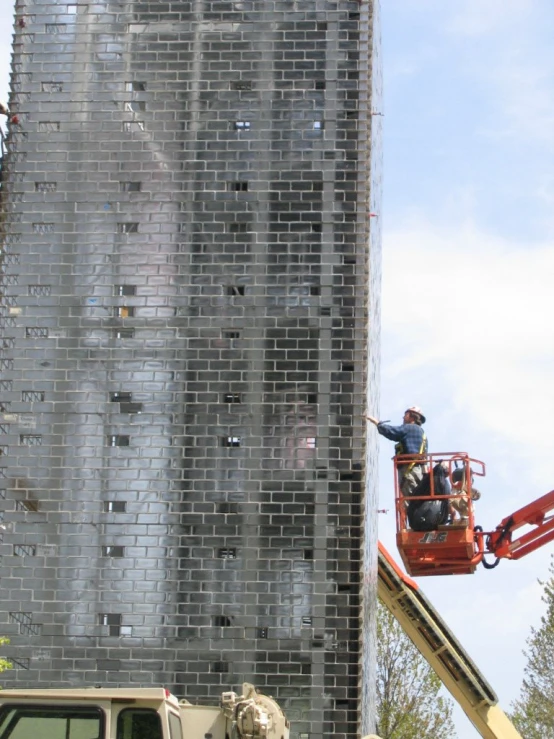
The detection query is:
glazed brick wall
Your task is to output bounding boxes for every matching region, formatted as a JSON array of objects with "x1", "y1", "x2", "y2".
[{"x1": 0, "y1": 2, "x2": 382, "y2": 738}]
